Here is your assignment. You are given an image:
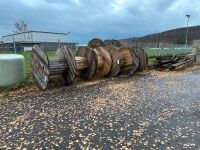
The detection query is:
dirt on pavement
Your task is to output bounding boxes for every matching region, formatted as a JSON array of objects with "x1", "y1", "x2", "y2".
[{"x1": 0, "y1": 66, "x2": 200, "y2": 149}]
